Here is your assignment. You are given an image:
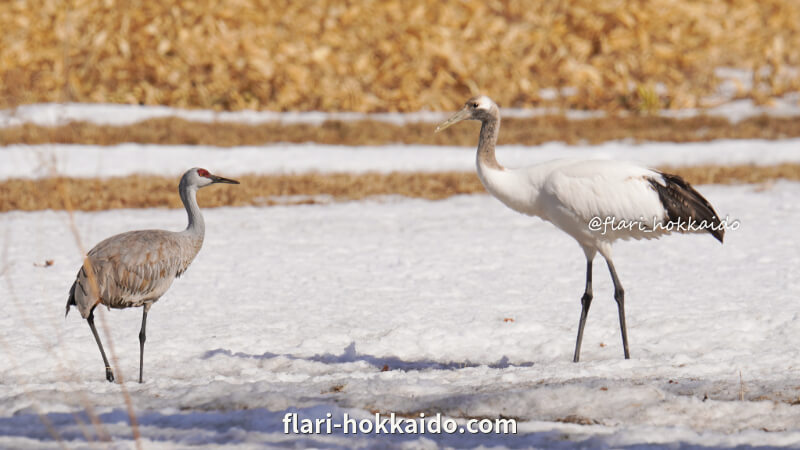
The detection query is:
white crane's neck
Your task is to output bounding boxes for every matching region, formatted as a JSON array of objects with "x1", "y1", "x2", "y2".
[
  {"x1": 179, "y1": 183, "x2": 205, "y2": 240},
  {"x1": 475, "y1": 114, "x2": 550, "y2": 217},
  {"x1": 476, "y1": 113, "x2": 510, "y2": 200},
  {"x1": 477, "y1": 115, "x2": 503, "y2": 171}
]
